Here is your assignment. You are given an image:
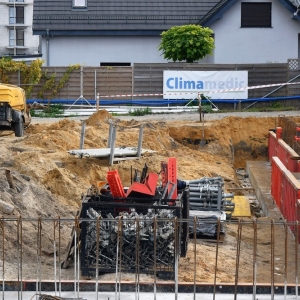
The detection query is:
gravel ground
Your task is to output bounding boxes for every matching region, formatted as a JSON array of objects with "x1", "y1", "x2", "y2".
[{"x1": 31, "y1": 110, "x2": 300, "y2": 124}]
